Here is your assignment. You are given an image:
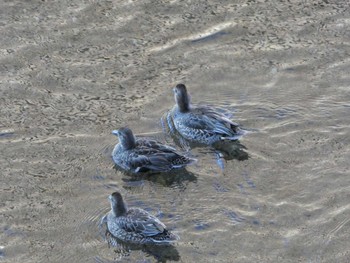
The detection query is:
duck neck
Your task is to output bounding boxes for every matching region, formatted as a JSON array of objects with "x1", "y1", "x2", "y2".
[
  {"x1": 176, "y1": 94, "x2": 190, "y2": 113},
  {"x1": 111, "y1": 199, "x2": 127, "y2": 217},
  {"x1": 121, "y1": 133, "x2": 136, "y2": 150}
]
